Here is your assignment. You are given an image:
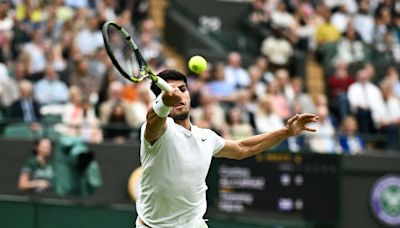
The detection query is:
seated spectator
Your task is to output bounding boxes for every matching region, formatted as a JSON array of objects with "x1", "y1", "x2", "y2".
[
  {"x1": 315, "y1": 6, "x2": 341, "y2": 45},
  {"x1": 58, "y1": 86, "x2": 102, "y2": 143},
  {"x1": 103, "y1": 101, "x2": 132, "y2": 143},
  {"x1": 291, "y1": 77, "x2": 316, "y2": 114},
  {"x1": 9, "y1": 80, "x2": 42, "y2": 123},
  {"x1": 195, "y1": 103, "x2": 227, "y2": 137},
  {"x1": 0, "y1": 0, "x2": 14, "y2": 63},
  {"x1": 353, "y1": 0, "x2": 374, "y2": 44},
  {"x1": 99, "y1": 81, "x2": 137, "y2": 127},
  {"x1": 375, "y1": 79, "x2": 400, "y2": 152},
  {"x1": 0, "y1": 62, "x2": 18, "y2": 108},
  {"x1": 138, "y1": 32, "x2": 163, "y2": 62},
  {"x1": 334, "y1": 22, "x2": 366, "y2": 65},
  {"x1": 22, "y1": 30, "x2": 47, "y2": 79},
  {"x1": 74, "y1": 16, "x2": 103, "y2": 56},
  {"x1": 70, "y1": 57, "x2": 100, "y2": 101},
  {"x1": 374, "y1": 31, "x2": 397, "y2": 63},
  {"x1": 271, "y1": 1, "x2": 296, "y2": 31},
  {"x1": 384, "y1": 67, "x2": 400, "y2": 98},
  {"x1": 209, "y1": 62, "x2": 237, "y2": 104},
  {"x1": 225, "y1": 106, "x2": 254, "y2": 140},
  {"x1": 260, "y1": 31, "x2": 294, "y2": 70},
  {"x1": 34, "y1": 65, "x2": 69, "y2": 106},
  {"x1": 254, "y1": 96, "x2": 284, "y2": 134},
  {"x1": 18, "y1": 138, "x2": 53, "y2": 193},
  {"x1": 330, "y1": 4, "x2": 350, "y2": 33},
  {"x1": 275, "y1": 68, "x2": 295, "y2": 104},
  {"x1": 191, "y1": 92, "x2": 227, "y2": 132},
  {"x1": 244, "y1": 0, "x2": 270, "y2": 42},
  {"x1": 264, "y1": 80, "x2": 291, "y2": 120},
  {"x1": 338, "y1": 116, "x2": 365, "y2": 155},
  {"x1": 327, "y1": 61, "x2": 355, "y2": 121},
  {"x1": 224, "y1": 52, "x2": 250, "y2": 88},
  {"x1": 347, "y1": 69, "x2": 382, "y2": 134},
  {"x1": 306, "y1": 105, "x2": 337, "y2": 153},
  {"x1": 315, "y1": 5, "x2": 341, "y2": 66}
]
